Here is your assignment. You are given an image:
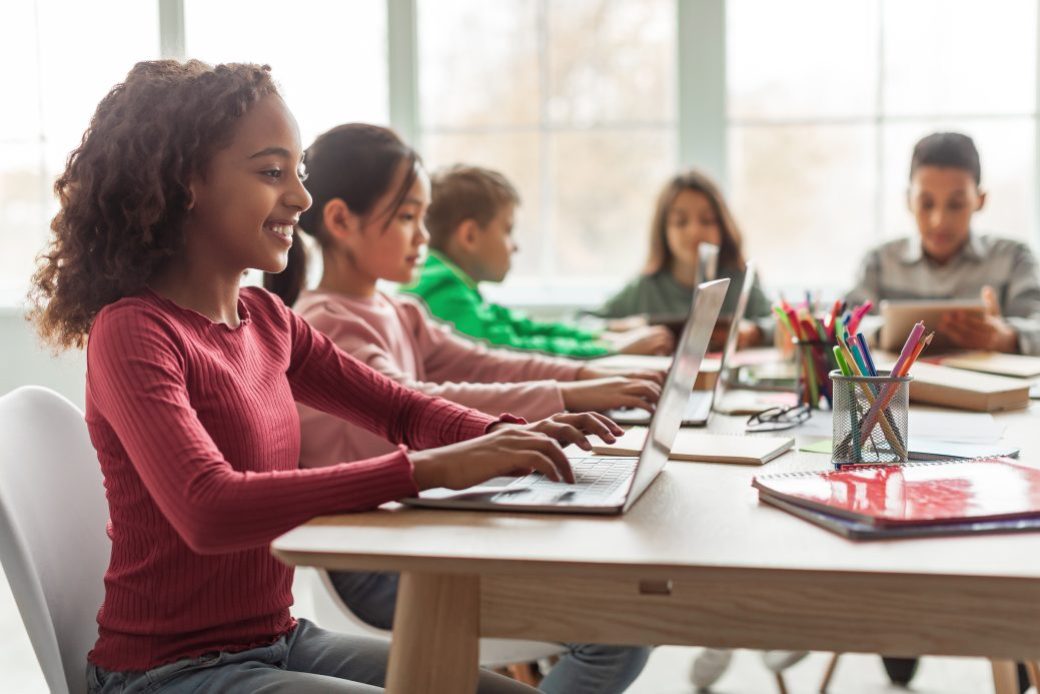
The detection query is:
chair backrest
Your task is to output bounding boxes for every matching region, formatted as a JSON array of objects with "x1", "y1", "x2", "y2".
[{"x1": 0, "y1": 386, "x2": 108, "y2": 694}]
